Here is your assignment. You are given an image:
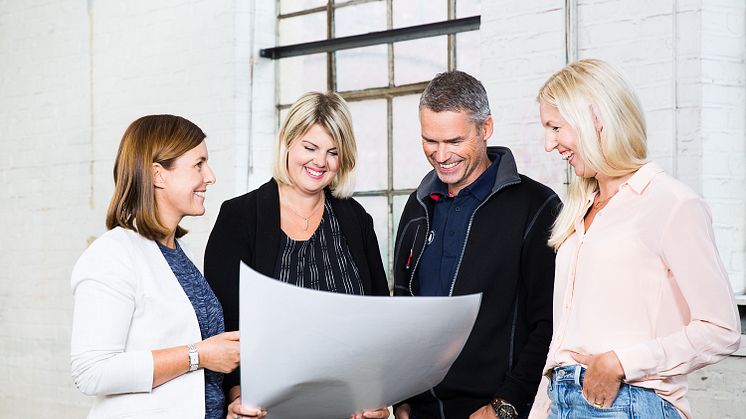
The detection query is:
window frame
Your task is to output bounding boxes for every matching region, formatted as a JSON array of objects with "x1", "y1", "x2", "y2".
[{"x1": 269, "y1": 0, "x2": 480, "y2": 281}]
